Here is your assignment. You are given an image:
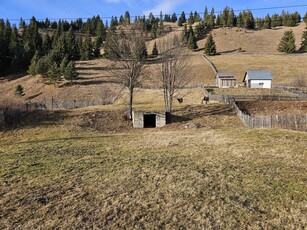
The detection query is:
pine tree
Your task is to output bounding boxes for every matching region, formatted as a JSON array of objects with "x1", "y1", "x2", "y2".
[
  {"x1": 151, "y1": 23, "x2": 157, "y2": 39},
  {"x1": 188, "y1": 11, "x2": 194, "y2": 25},
  {"x1": 182, "y1": 24, "x2": 188, "y2": 43},
  {"x1": 300, "y1": 31, "x2": 307, "y2": 52},
  {"x1": 35, "y1": 56, "x2": 50, "y2": 77},
  {"x1": 60, "y1": 56, "x2": 69, "y2": 74},
  {"x1": 178, "y1": 17, "x2": 183, "y2": 27},
  {"x1": 180, "y1": 11, "x2": 186, "y2": 23},
  {"x1": 216, "y1": 15, "x2": 221, "y2": 27},
  {"x1": 80, "y1": 33, "x2": 93, "y2": 60},
  {"x1": 152, "y1": 41, "x2": 158, "y2": 56},
  {"x1": 171, "y1": 13, "x2": 177, "y2": 23},
  {"x1": 9, "y1": 26, "x2": 25, "y2": 70},
  {"x1": 237, "y1": 13, "x2": 244, "y2": 28},
  {"x1": 204, "y1": 34, "x2": 217, "y2": 56},
  {"x1": 204, "y1": 7, "x2": 208, "y2": 24},
  {"x1": 66, "y1": 26, "x2": 79, "y2": 60},
  {"x1": 93, "y1": 36, "x2": 103, "y2": 57},
  {"x1": 124, "y1": 11, "x2": 131, "y2": 25},
  {"x1": 277, "y1": 30, "x2": 296, "y2": 53},
  {"x1": 227, "y1": 8, "x2": 235, "y2": 27},
  {"x1": 188, "y1": 25, "x2": 198, "y2": 50},
  {"x1": 263, "y1": 14, "x2": 271, "y2": 29},
  {"x1": 47, "y1": 62, "x2": 61, "y2": 84},
  {"x1": 28, "y1": 50, "x2": 41, "y2": 75},
  {"x1": 15, "y1": 84, "x2": 24, "y2": 96},
  {"x1": 42, "y1": 33, "x2": 52, "y2": 55},
  {"x1": 209, "y1": 8, "x2": 215, "y2": 28},
  {"x1": 64, "y1": 61, "x2": 78, "y2": 84}
]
